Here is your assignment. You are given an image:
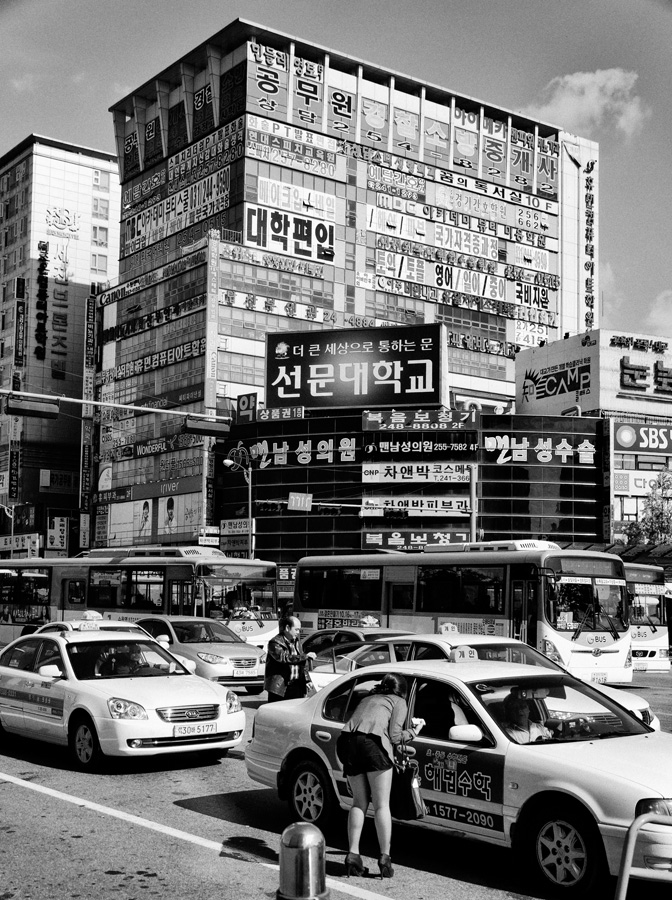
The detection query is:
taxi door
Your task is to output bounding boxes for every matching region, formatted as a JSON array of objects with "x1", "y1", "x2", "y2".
[
  {"x1": 409, "y1": 676, "x2": 507, "y2": 844},
  {"x1": 310, "y1": 671, "x2": 392, "y2": 809},
  {"x1": 20, "y1": 638, "x2": 68, "y2": 743},
  {"x1": 0, "y1": 639, "x2": 46, "y2": 734}
]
